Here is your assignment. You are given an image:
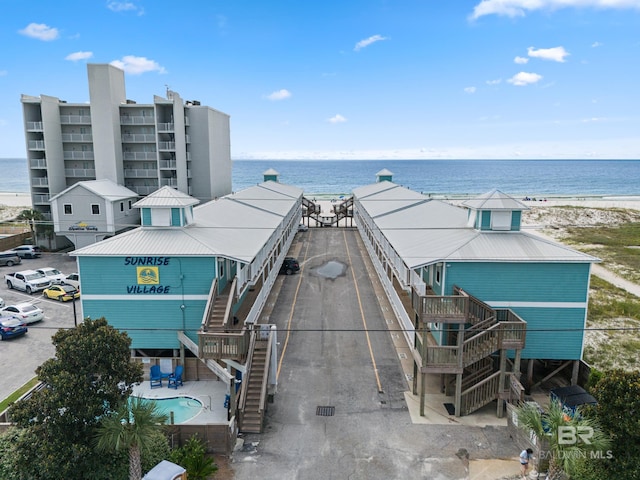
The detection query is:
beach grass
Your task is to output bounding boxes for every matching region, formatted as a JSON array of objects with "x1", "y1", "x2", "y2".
[
  {"x1": 563, "y1": 221, "x2": 640, "y2": 284},
  {"x1": 584, "y1": 275, "x2": 640, "y2": 371}
]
